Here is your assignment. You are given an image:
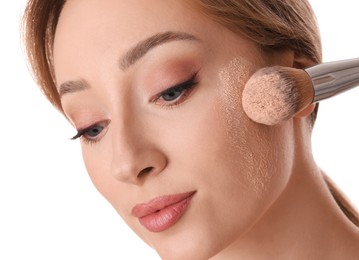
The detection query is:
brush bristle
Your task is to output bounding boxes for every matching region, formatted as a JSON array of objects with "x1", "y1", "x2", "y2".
[{"x1": 242, "y1": 66, "x2": 314, "y2": 125}]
